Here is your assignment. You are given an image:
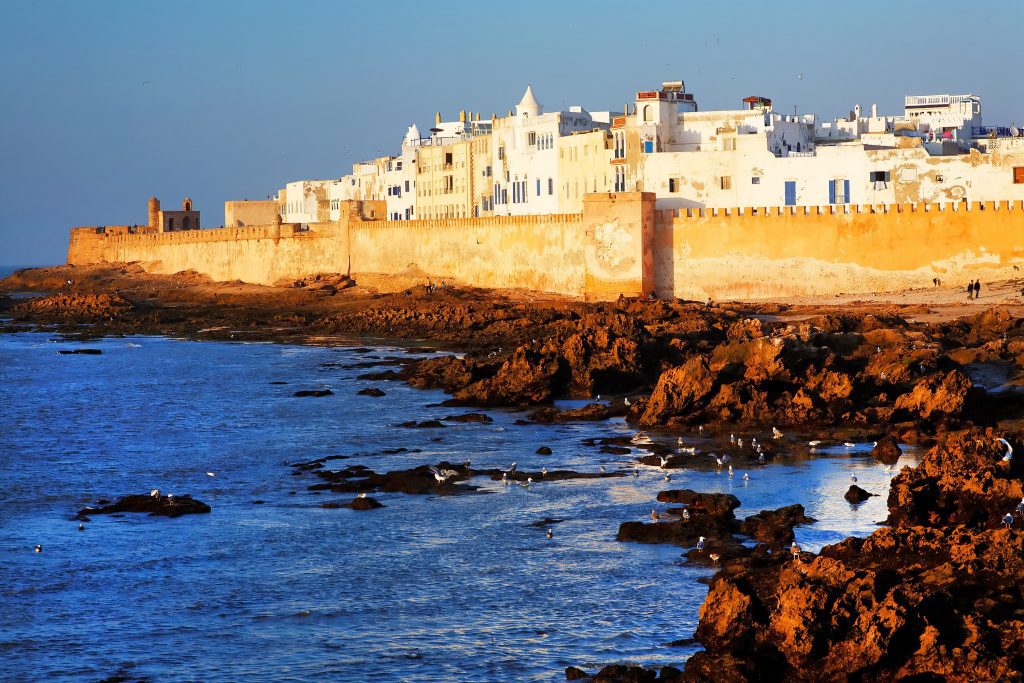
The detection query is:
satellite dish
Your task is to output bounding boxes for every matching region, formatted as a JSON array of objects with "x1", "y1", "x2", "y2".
[{"x1": 1012, "y1": 126, "x2": 1020, "y2": 138}]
